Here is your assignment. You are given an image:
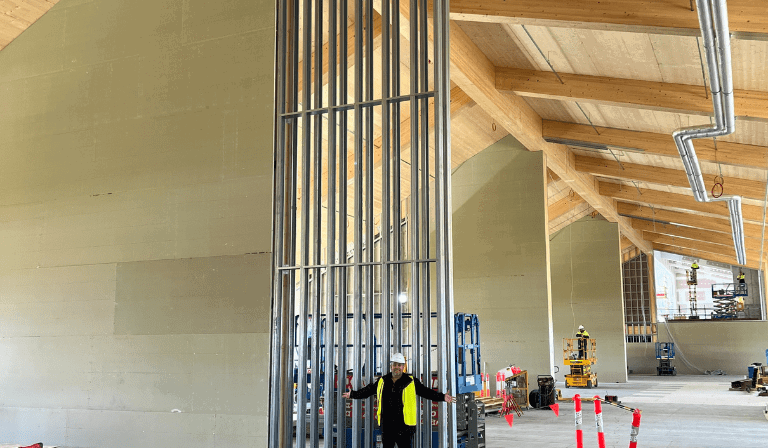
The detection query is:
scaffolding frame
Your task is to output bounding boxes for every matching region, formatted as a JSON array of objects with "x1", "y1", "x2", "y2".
[
  {"x1": 622, "y1": 253, "x2": 656, "y2": 343},
  {"x1": 268, "y1": 0, "x2": 455, "y2": 446}
]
